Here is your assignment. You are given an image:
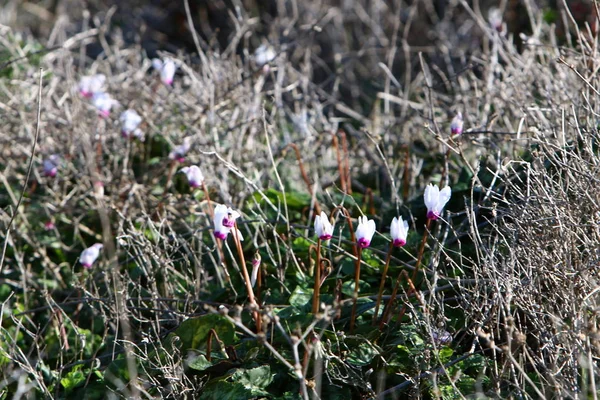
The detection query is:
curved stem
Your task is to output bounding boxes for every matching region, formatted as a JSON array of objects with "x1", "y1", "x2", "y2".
[{"x1": 373, "y1": 242, "x2": 394, "y2": 325}]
